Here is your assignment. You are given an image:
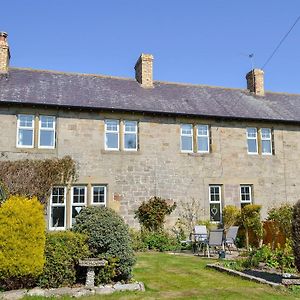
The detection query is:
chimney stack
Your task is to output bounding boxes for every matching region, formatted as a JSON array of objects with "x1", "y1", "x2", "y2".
[
  {"x1": 0, "y1": 32, "x2": 10, "y2": 74},
  {"x1": 134, "y1": 53, "x2": 153, "y2": 88},
  {"x1": 246, "y1": 69, "x2": 264, "y2": 96}
]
